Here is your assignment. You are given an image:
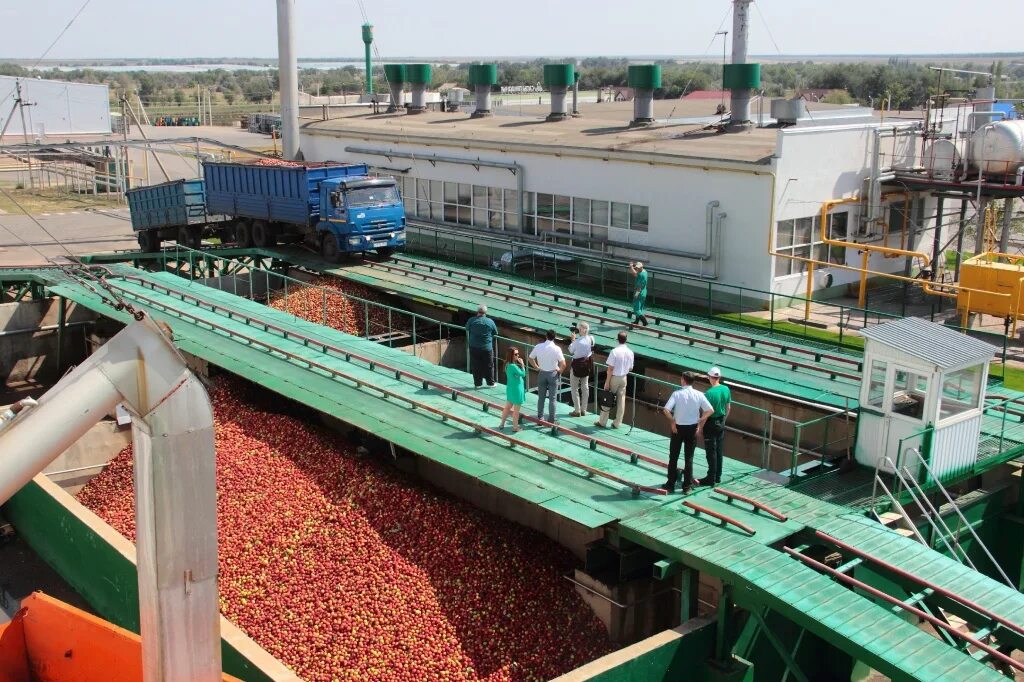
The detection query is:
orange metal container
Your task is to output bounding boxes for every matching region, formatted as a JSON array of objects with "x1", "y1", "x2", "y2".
[{"x1": 0, "y1": 592, "x2": 240, "y2": 682}]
